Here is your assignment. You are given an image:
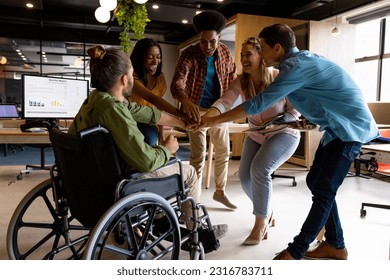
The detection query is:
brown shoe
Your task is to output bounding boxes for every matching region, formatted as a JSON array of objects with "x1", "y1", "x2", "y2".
[
  {"x1": 273, "y1": 249, "x2": 297, "y2": 260},
  {"x1": 304, "y1": 241, "x2": 348, "y2": 260},
  {"x1": 242, "y1": 211, "x2": 275, "y2": 246},
  {"x1": 213, "y1": 192, "x2": 237, "y2": 209}
]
